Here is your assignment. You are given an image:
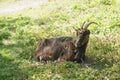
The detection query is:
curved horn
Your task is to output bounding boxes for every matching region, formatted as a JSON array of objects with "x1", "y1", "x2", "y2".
[
  {"x1": 73, "y1": 27, "x2": 78, "y2": 31},
  {"x1": 81, "y1": 21, "x2": 86, "y2": 29},
  {"x1": 84, "y1": 22, "x2": 98, "y2": 29}
]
